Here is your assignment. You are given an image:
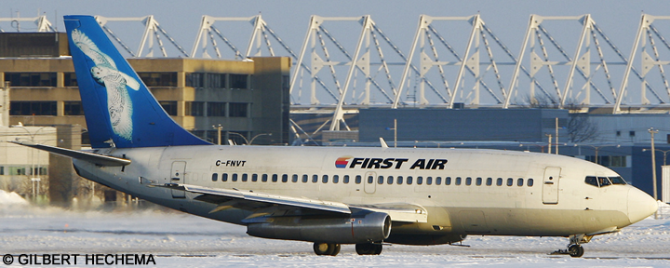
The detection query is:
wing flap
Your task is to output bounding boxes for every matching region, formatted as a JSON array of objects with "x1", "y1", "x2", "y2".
[{"x1": 11, "y1": 141, "x2": 131, "y2": 166}]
